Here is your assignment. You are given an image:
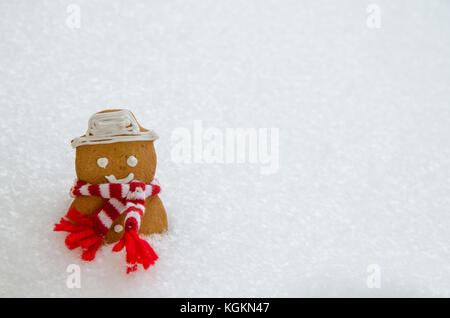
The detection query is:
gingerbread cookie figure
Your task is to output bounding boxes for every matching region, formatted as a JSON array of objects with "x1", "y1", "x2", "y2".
[{"x1": 54, "y1": 109, "x2": 167, "y2": 273}]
